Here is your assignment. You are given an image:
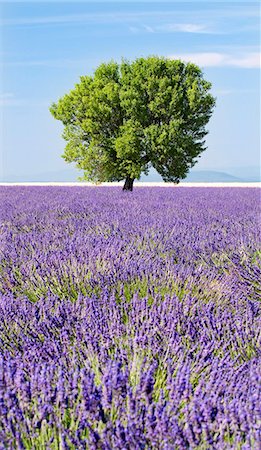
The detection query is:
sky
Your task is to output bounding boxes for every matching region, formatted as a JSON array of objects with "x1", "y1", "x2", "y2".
[{"x1": 0, "y1": 1, "x2": 260, "y2": 181}]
